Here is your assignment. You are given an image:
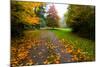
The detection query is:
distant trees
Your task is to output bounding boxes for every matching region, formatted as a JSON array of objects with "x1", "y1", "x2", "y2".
[
  {"x1": 64, "y1": 5, "x2": 95, "y2": 40},
  {"x1": 46, "y1": 4, "x2": 60, "y2": 28}
]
